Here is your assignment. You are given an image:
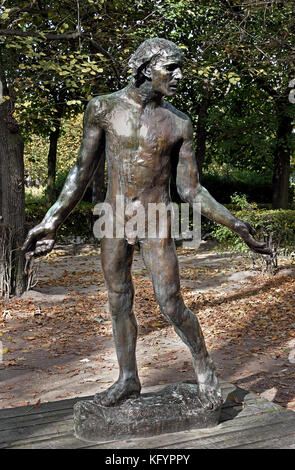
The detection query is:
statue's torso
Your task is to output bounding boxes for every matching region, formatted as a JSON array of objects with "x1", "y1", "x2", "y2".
[{"x1": 95, "y1": 88, "x2": 186, "y2": 206}]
